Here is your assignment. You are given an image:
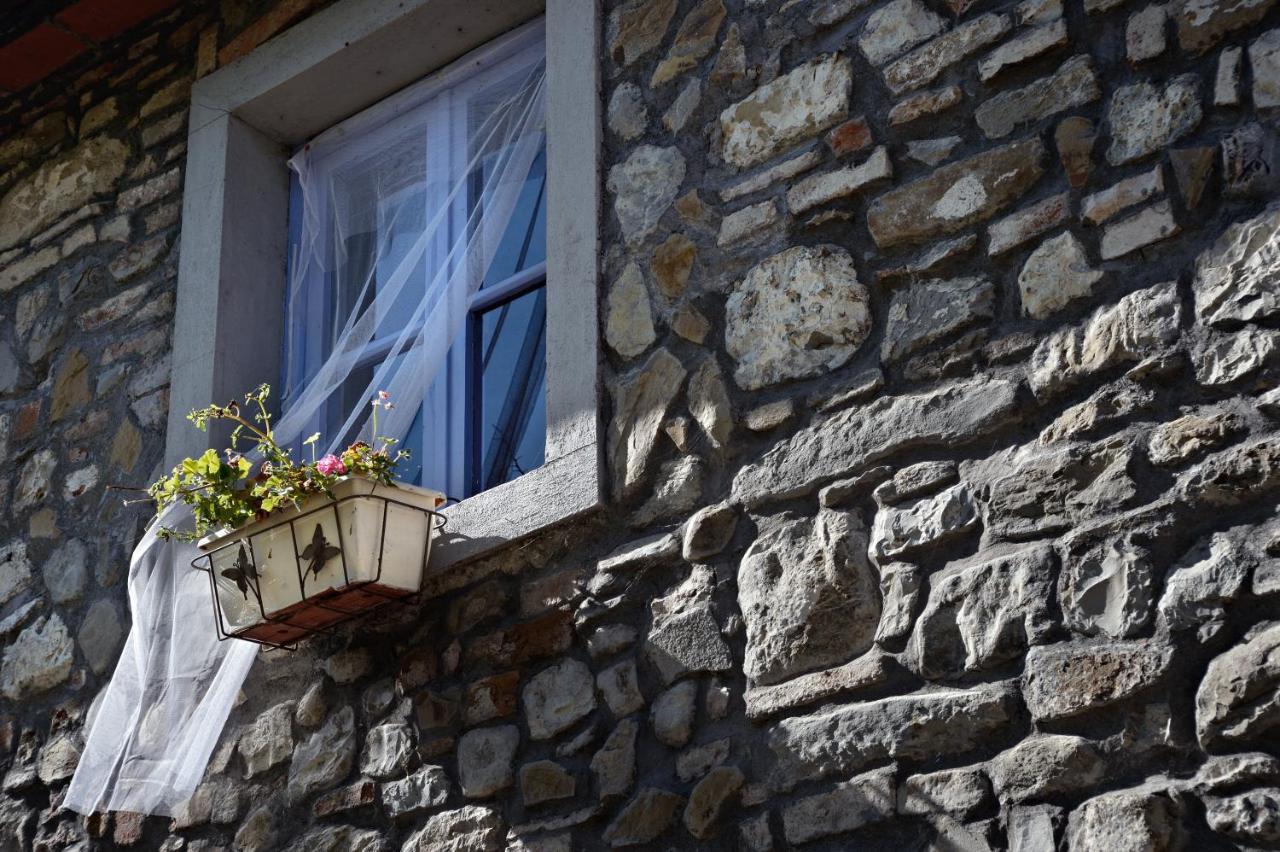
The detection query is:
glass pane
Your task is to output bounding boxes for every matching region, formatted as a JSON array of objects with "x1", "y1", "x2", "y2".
[
  {"x1": 475, "y1": 285, "x2": 546, "y2": 492},
  {"x1": 479, "y1": 146, "x2": 547, "y2": 288}
]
